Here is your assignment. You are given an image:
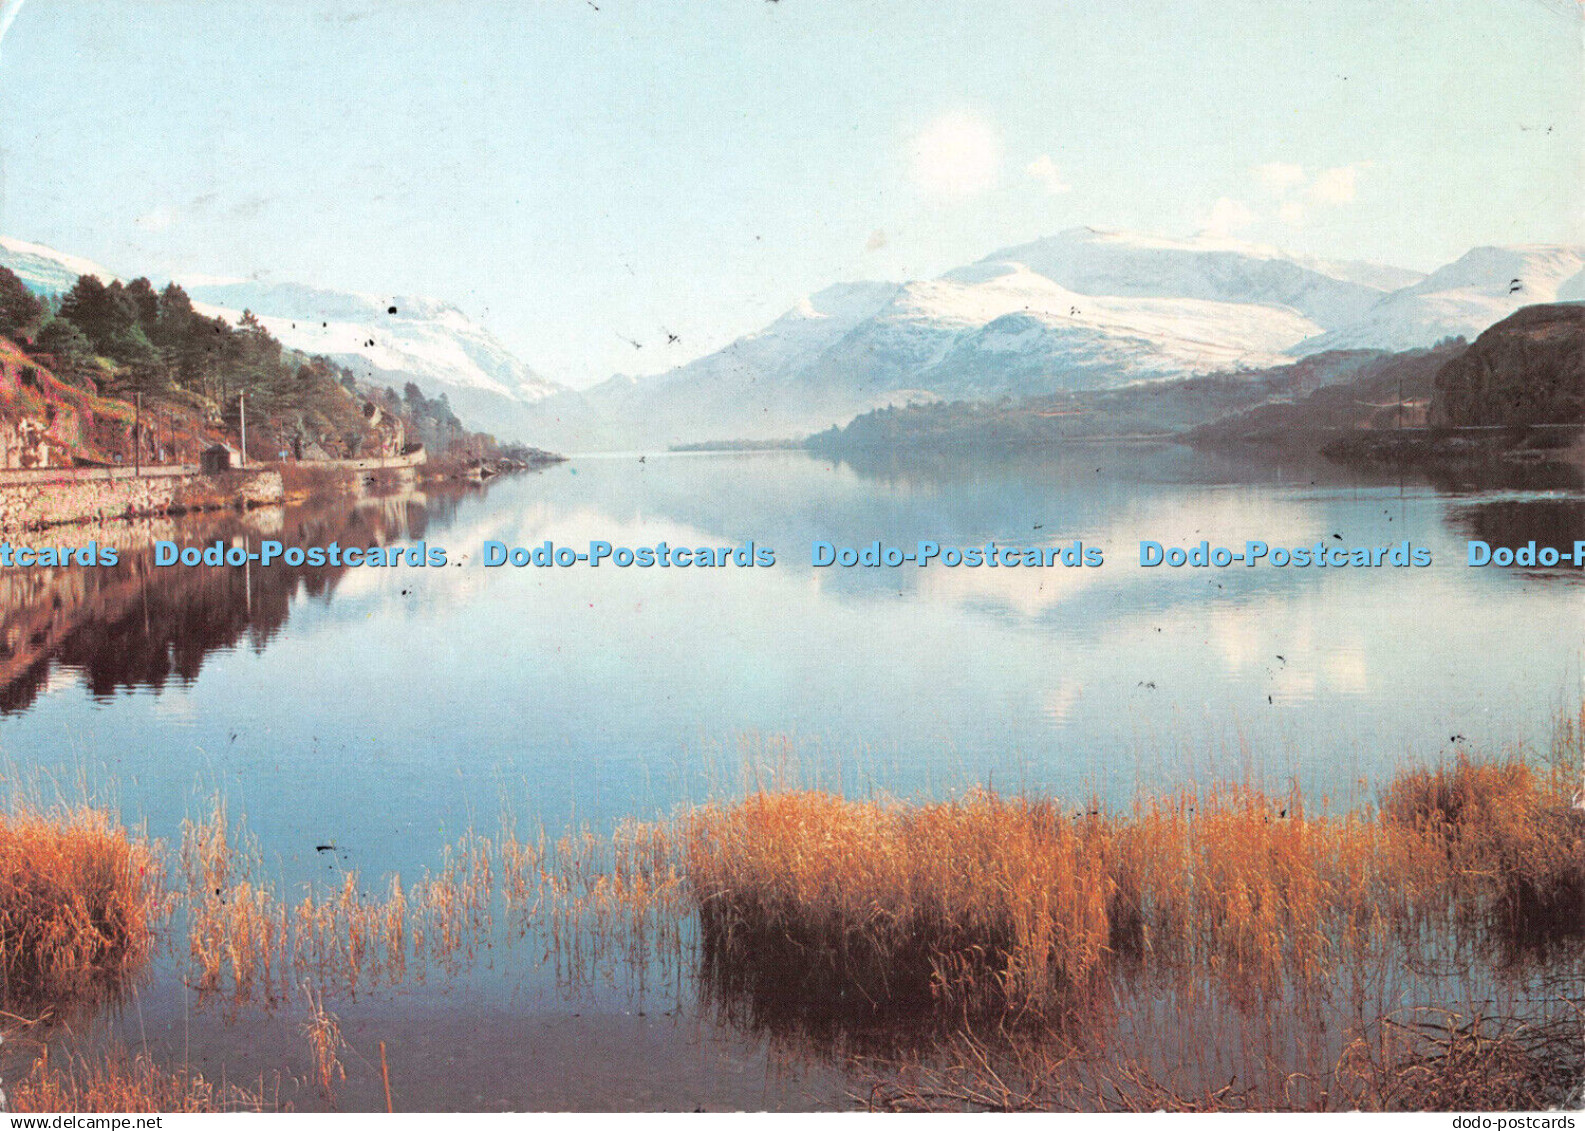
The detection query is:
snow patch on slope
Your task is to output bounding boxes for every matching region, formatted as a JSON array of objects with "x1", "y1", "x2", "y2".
[
  {"x1": 957, "y1": 228, "x2": 1408, "y2": 329},
  {"x1": 0, "y1": 235, "x2": 121, "y2": 293},
  {"x1": 0, "y1": 236, "x2": 565, "y2": 438},
  {"x1": 184, "y1": 281, "x2": 562, "y2": 405},
  {"x1": 1300, "y1": 245, "x2": 1585, "y2": 353}
]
